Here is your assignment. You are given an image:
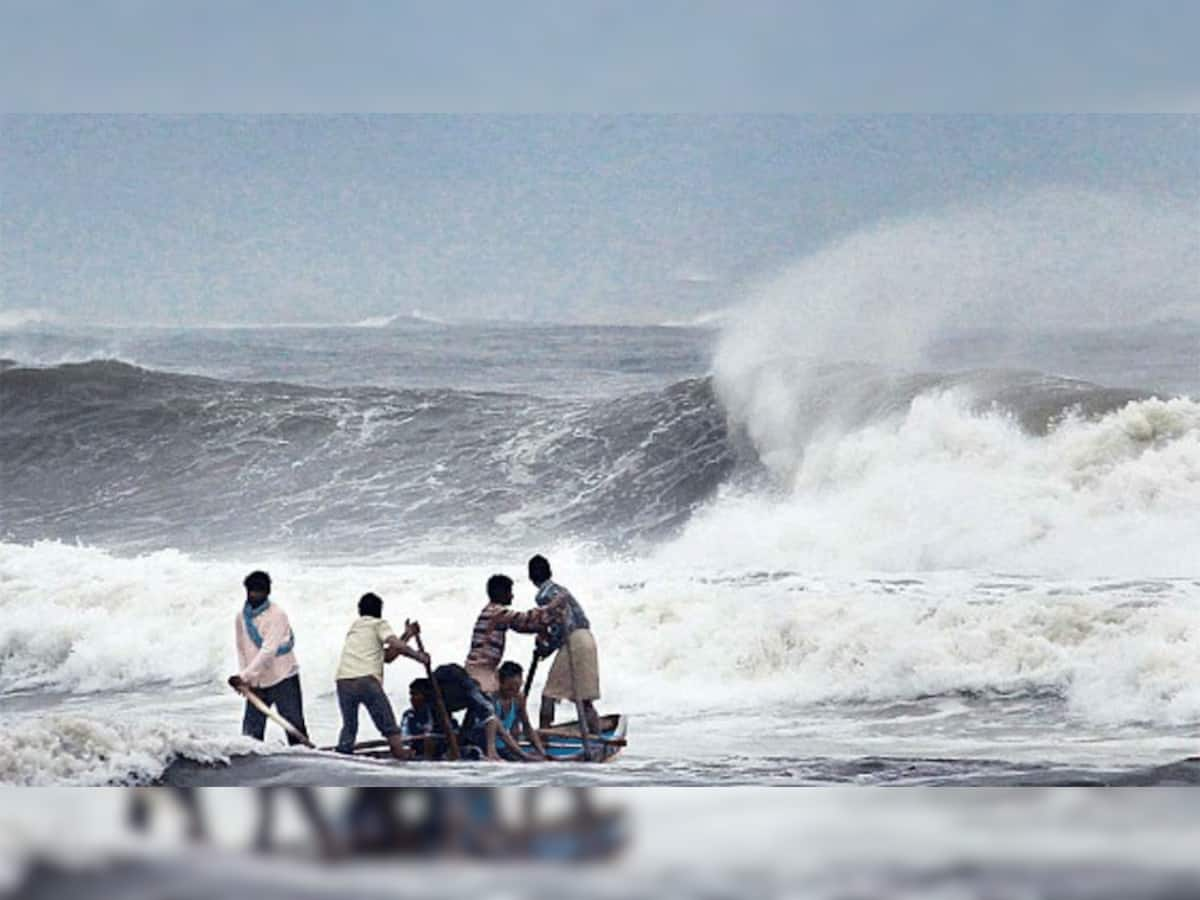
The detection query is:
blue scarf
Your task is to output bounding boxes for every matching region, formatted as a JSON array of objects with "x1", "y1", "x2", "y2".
[{"x1": 243, "y1": 599, "x2": 295, "y2": 656}]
